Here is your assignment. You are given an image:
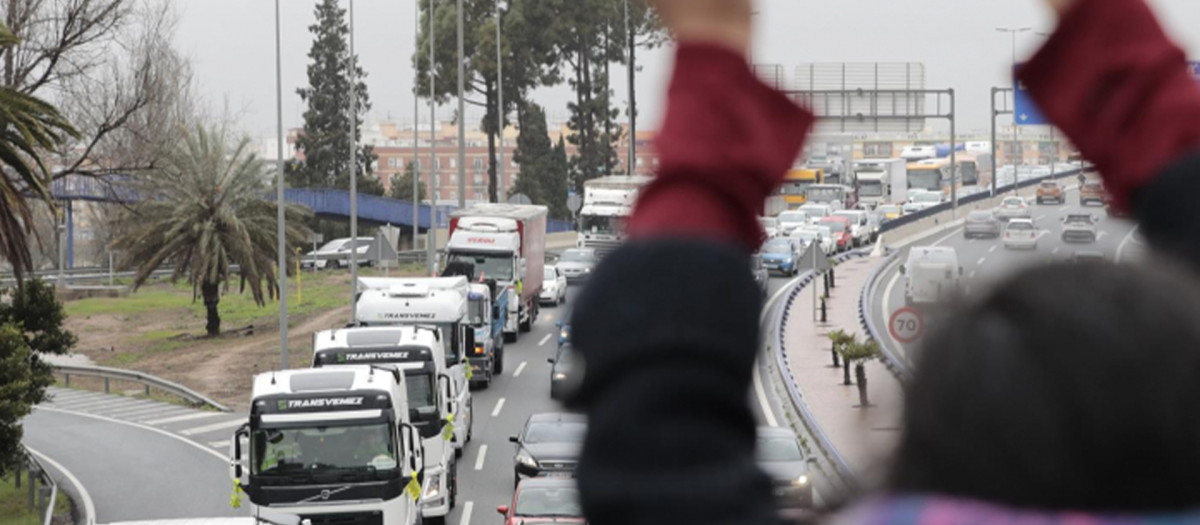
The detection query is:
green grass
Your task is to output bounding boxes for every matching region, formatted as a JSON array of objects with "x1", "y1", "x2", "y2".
[{"x1": 0, "y1": 473, "x2": 71, "y2": 525}]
